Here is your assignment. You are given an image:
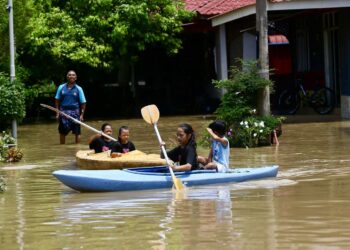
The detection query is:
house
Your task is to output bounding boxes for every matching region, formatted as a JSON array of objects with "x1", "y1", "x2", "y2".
[{"x1": 183, "y1": 0, "x2": 350, "y2": 118}]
